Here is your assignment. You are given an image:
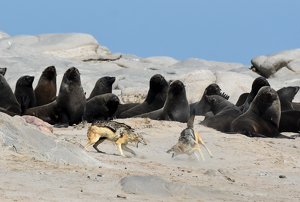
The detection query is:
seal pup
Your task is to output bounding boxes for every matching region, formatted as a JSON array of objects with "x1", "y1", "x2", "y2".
[
  {"x1": 200, "y1": 95, "x2": 242, "y2": 132},
  {"x1": 136, "y1": 80, "x2": 190, "y2": 123},
  {"x1": 87, "y1": 76, "x2": 116, "y2": 101},
  {"x1": 14, "y1": 75, "x2": 36, "y2": 114},
  {"x1": 83, "y1": 93, "x2": 120, "y2": 123},
  {"x1": 277, "y1": 86, "x2": 299, "y2": 111},
  {"x1": 230, "y1": 86, "x2": 287, "y2": 138},
  {"x1": 167, "y1": 110, "x2": 213, "y2": 160},
  {"x1": 189, "y1": 83, "x2": 229, "y2": 116},
  {"x1": 0, "y1": 74, "x2": 21, "y2": 114},
  {"x1": 34, "y1": 66, "x2": 57, "y2": 106},
  {"x1": 119, "y1": 74, "x2": 169, "y2": 118},
  {"x1": 113, "y1": 103, "x2": 140, "y2": 118},
  {"x1": 239, "y1": 76, "x2": 270, "y2": 113},
  {"x1": 27, "y1": 67, "x2": 86, "y2": 127},
  {"x1": 0, "y1": 67, "x2": 7, "y2": 76}
]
